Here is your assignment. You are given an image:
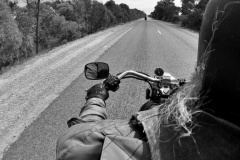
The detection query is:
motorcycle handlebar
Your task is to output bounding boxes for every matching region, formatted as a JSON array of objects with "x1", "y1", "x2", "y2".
[
  {"x1": 116, "y1": 70, "x2": 180, "y2": 85},
  {"x1": 117, "y1": 70, "x2": 158, "y2": 81}
]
